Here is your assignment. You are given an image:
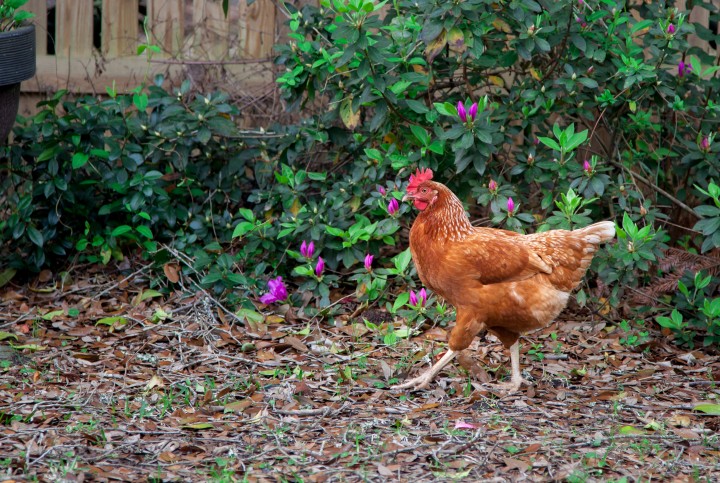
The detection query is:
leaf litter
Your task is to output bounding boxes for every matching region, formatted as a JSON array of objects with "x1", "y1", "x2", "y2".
[{"x1": 0, "y1": 267, "x2": 719, "y2": 482}]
